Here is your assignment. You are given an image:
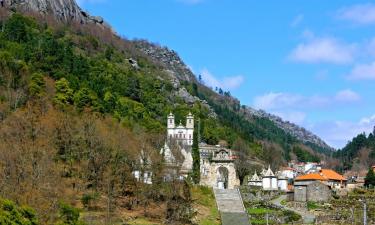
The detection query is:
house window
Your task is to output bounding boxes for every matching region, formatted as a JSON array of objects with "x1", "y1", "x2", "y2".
[{"x1": 189, "y1": 134, "x2": 192, "y2": 139}]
